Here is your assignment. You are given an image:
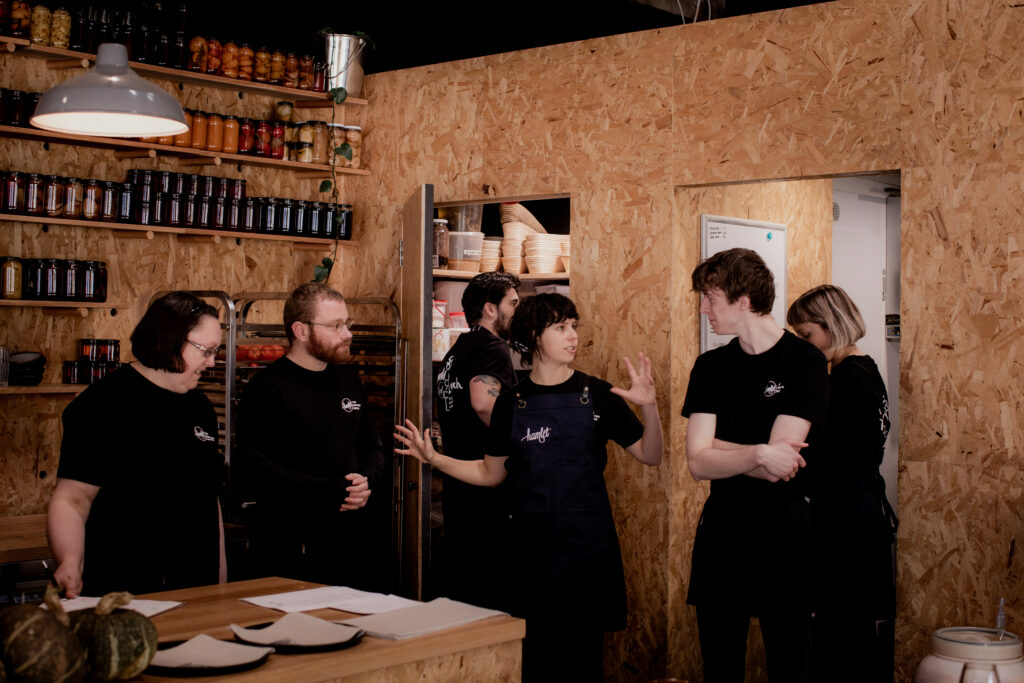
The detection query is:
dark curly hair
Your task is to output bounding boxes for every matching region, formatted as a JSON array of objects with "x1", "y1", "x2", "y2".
[
  {"x1": 131, "y1": 292, "x2": 219, "y2": 373},
  {"x1": 461, "y1": 271, "x2": 521, "y2": 326},
  {"x1": 691, "y1": 247, "x2": 775, "y2": 315},
  {"x1": 509, "y1": 293, "x2": 578, "y2": 367}
]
